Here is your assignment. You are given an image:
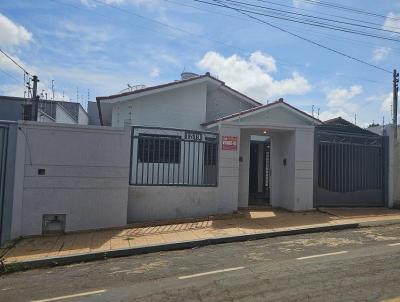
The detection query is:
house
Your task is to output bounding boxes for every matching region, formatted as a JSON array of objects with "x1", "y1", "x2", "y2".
[
  {"x1": 95, "y1": 72, "x2": 323, "y2": 222},
  {"x1": 0, "y1": 96, "x2": 88, "y2": 124},
  {"x1": 0, "y1": 73, "x2": 391, "y2": 244}
]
